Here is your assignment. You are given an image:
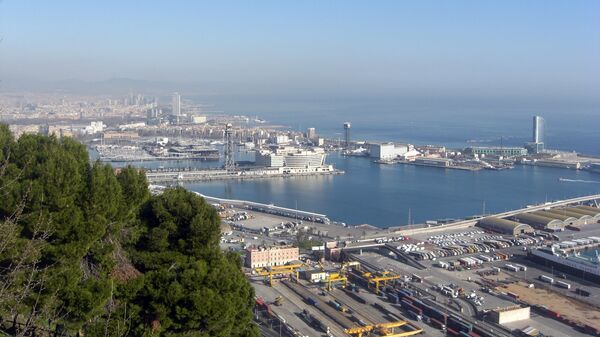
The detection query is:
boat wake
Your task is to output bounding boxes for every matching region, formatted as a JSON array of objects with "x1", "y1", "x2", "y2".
[{"x1": 559, "y1": 177, "x2": 600, "y2": 184}]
